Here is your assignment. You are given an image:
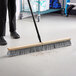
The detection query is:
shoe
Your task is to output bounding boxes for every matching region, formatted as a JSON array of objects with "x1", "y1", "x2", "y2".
[
  {"x1": 0, "y1": 37, "x2": 7, "y2": 46},
  {"x1": 10, "y1": 31, "x2": 20, "y2": 39}
]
